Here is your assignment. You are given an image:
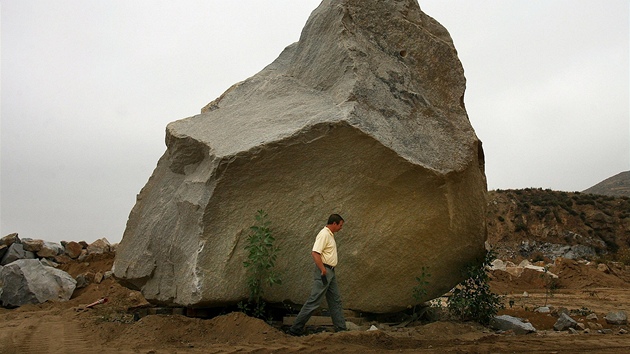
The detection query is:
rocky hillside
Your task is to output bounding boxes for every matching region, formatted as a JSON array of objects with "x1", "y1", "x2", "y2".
[
  {"x1": 487, "y1": 188, "x2": 630, "y2": 261},
  {"x1": 582, "y1": 171, "x2": 630, "y2": 197}
]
